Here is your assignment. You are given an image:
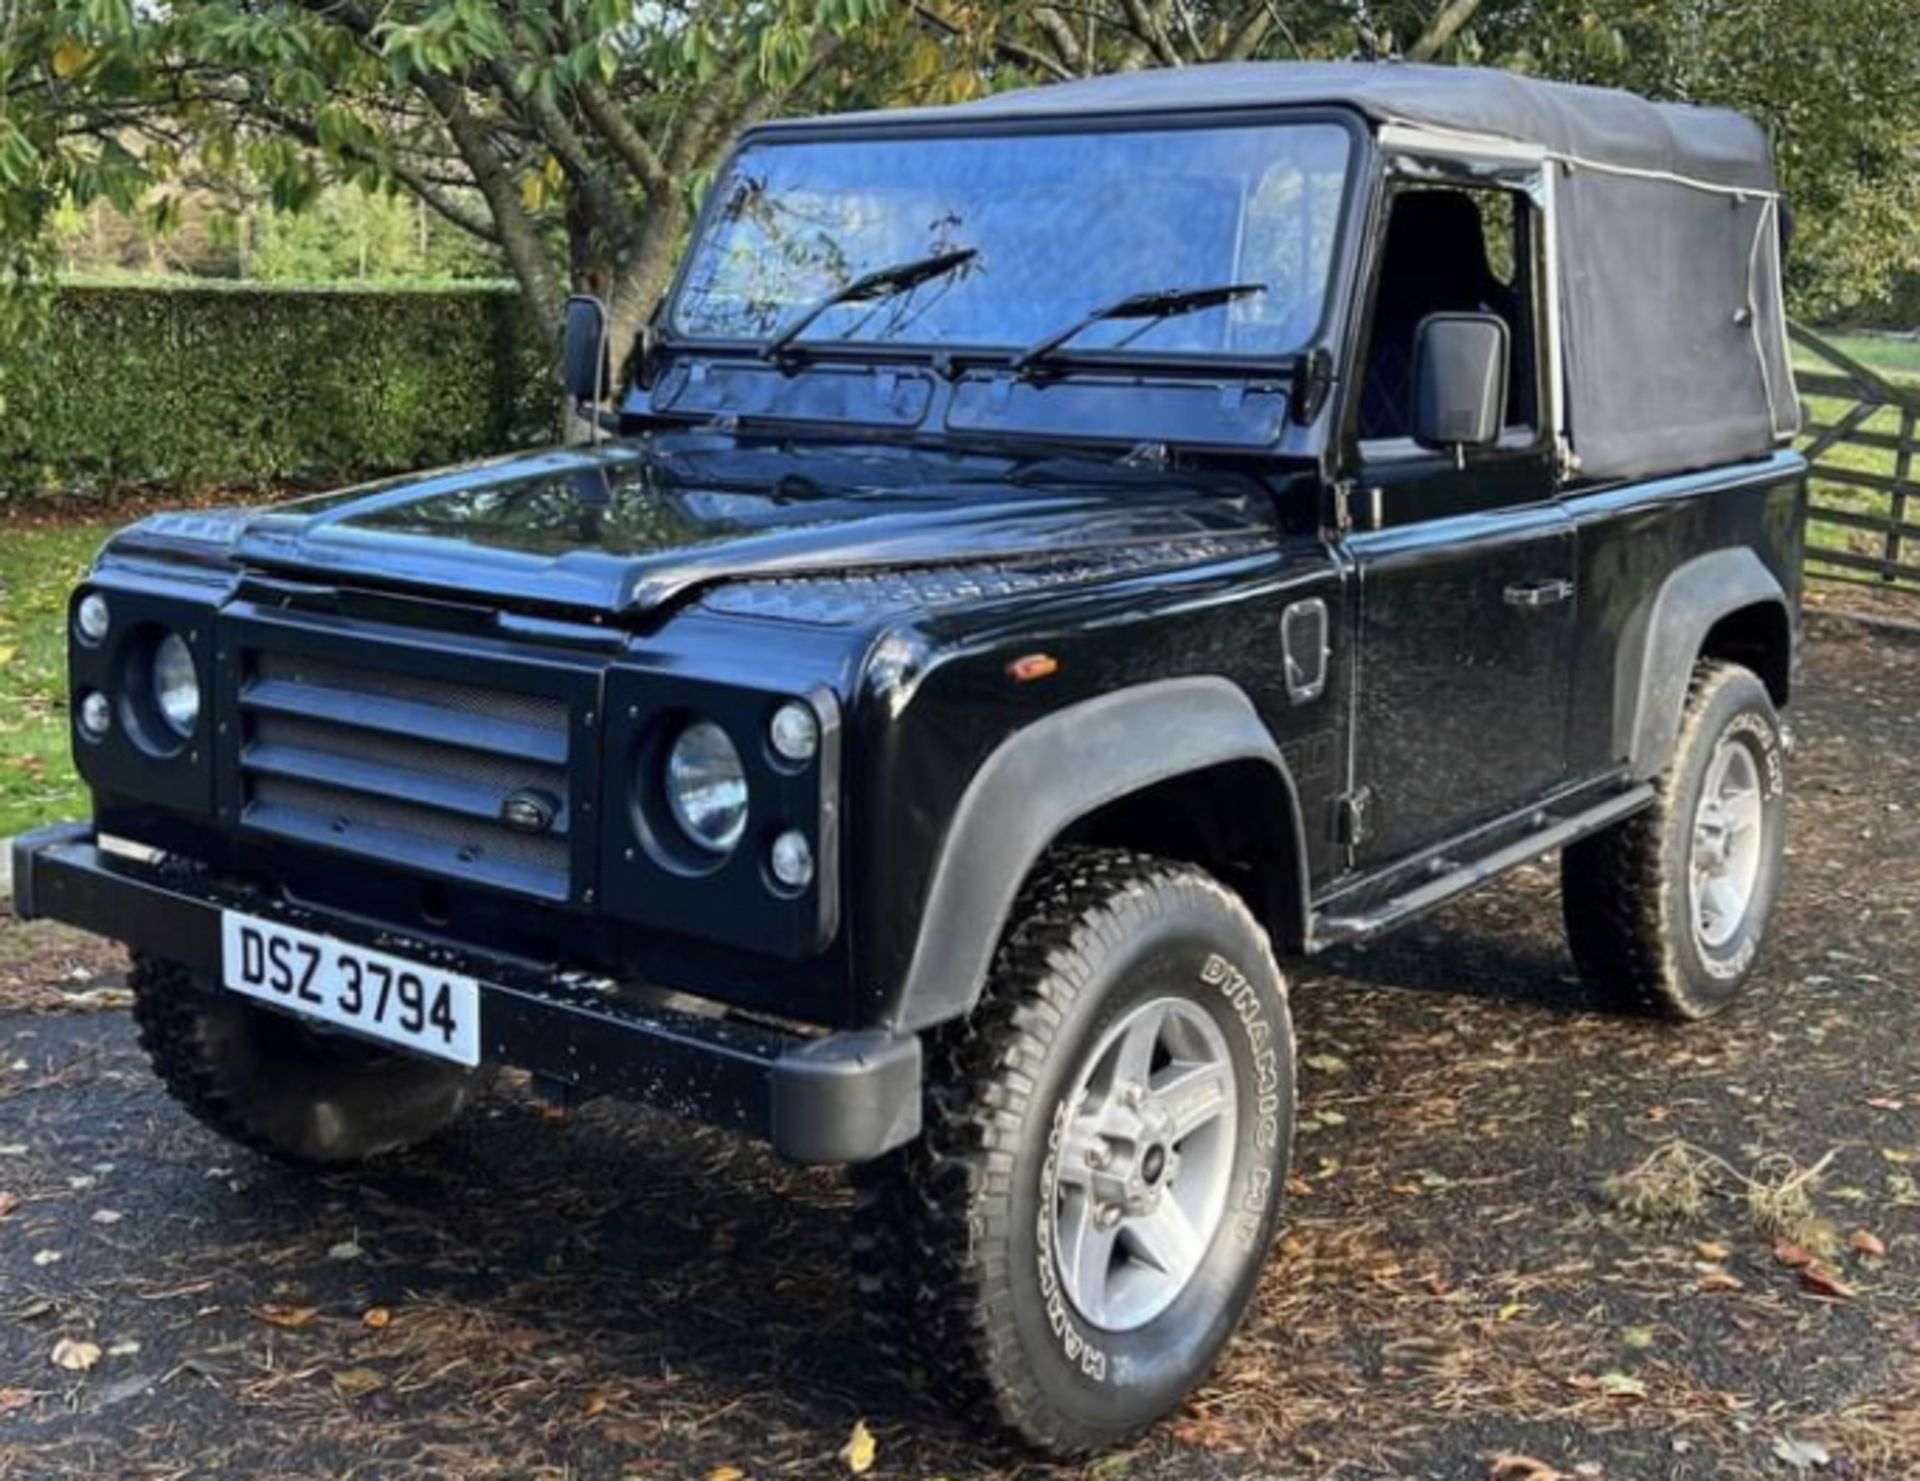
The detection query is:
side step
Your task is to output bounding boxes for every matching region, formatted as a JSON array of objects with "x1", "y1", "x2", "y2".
[{"x1": 1308, "y1": 784, "x2": 1654, "y2": 949}]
